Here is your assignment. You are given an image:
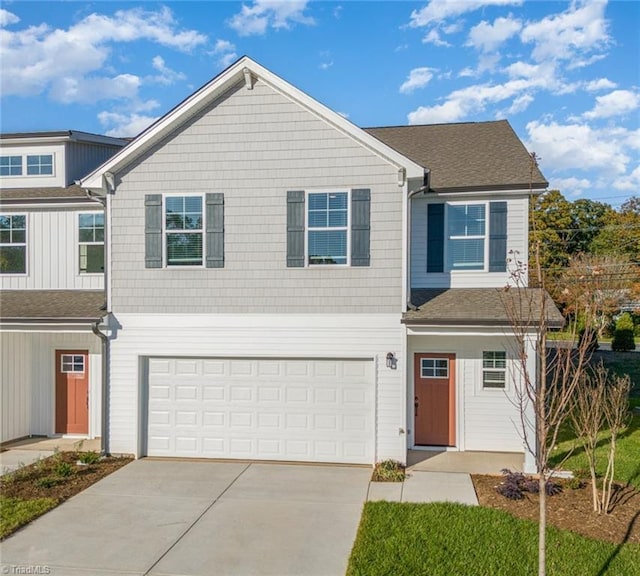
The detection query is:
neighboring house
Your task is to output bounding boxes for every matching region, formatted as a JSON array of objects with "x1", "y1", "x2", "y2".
[
  {"x1": 75, "y1": 56, "x2": 562, "y2": 470},
  {"x1": 0, "y1": 131, "x2": 127, "y2": 444}
]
